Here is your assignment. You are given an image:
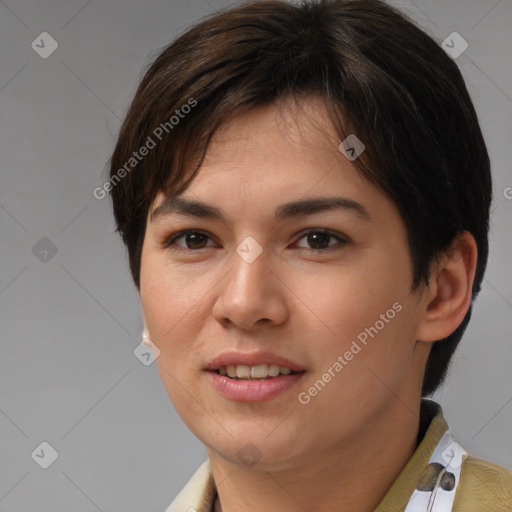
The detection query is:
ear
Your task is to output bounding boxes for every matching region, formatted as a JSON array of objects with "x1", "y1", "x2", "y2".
[
  {"x1": 415, "y1": 231, "x2": 478, "y2": 343},
  {"x1": 141, "y1": 310, "x2": 152, "y2": 345}
]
